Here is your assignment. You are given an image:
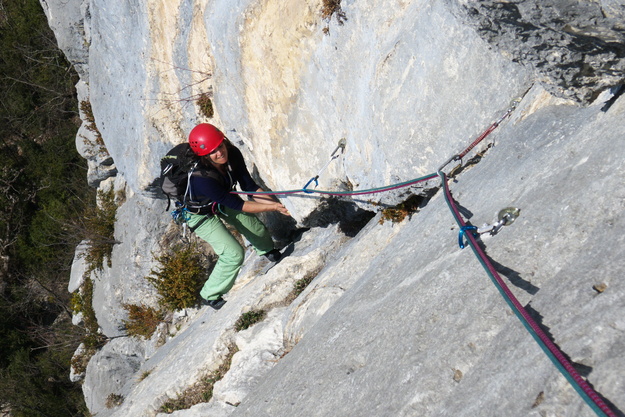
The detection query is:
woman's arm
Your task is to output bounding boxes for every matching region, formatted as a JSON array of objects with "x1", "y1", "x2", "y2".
[{"x1": 242, "y1": 189, "x2": 290, "y2": 215}]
